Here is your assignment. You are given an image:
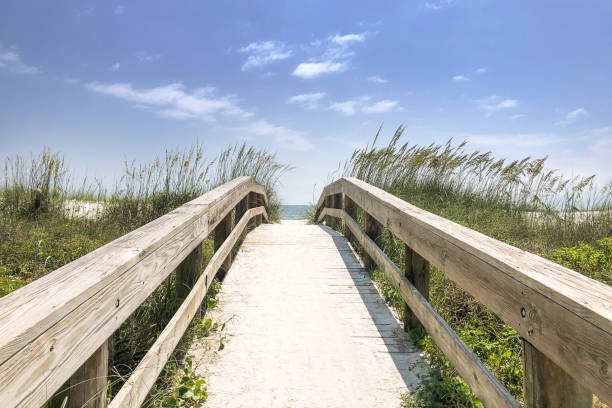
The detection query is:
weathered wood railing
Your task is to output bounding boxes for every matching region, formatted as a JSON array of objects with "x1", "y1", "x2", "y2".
[
  {"x1": 317, "y1": 177, "x2": 611, "y2": 408},
  {"x1": 0, "y1": 176, "x2": 269, "y2": 408}
]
